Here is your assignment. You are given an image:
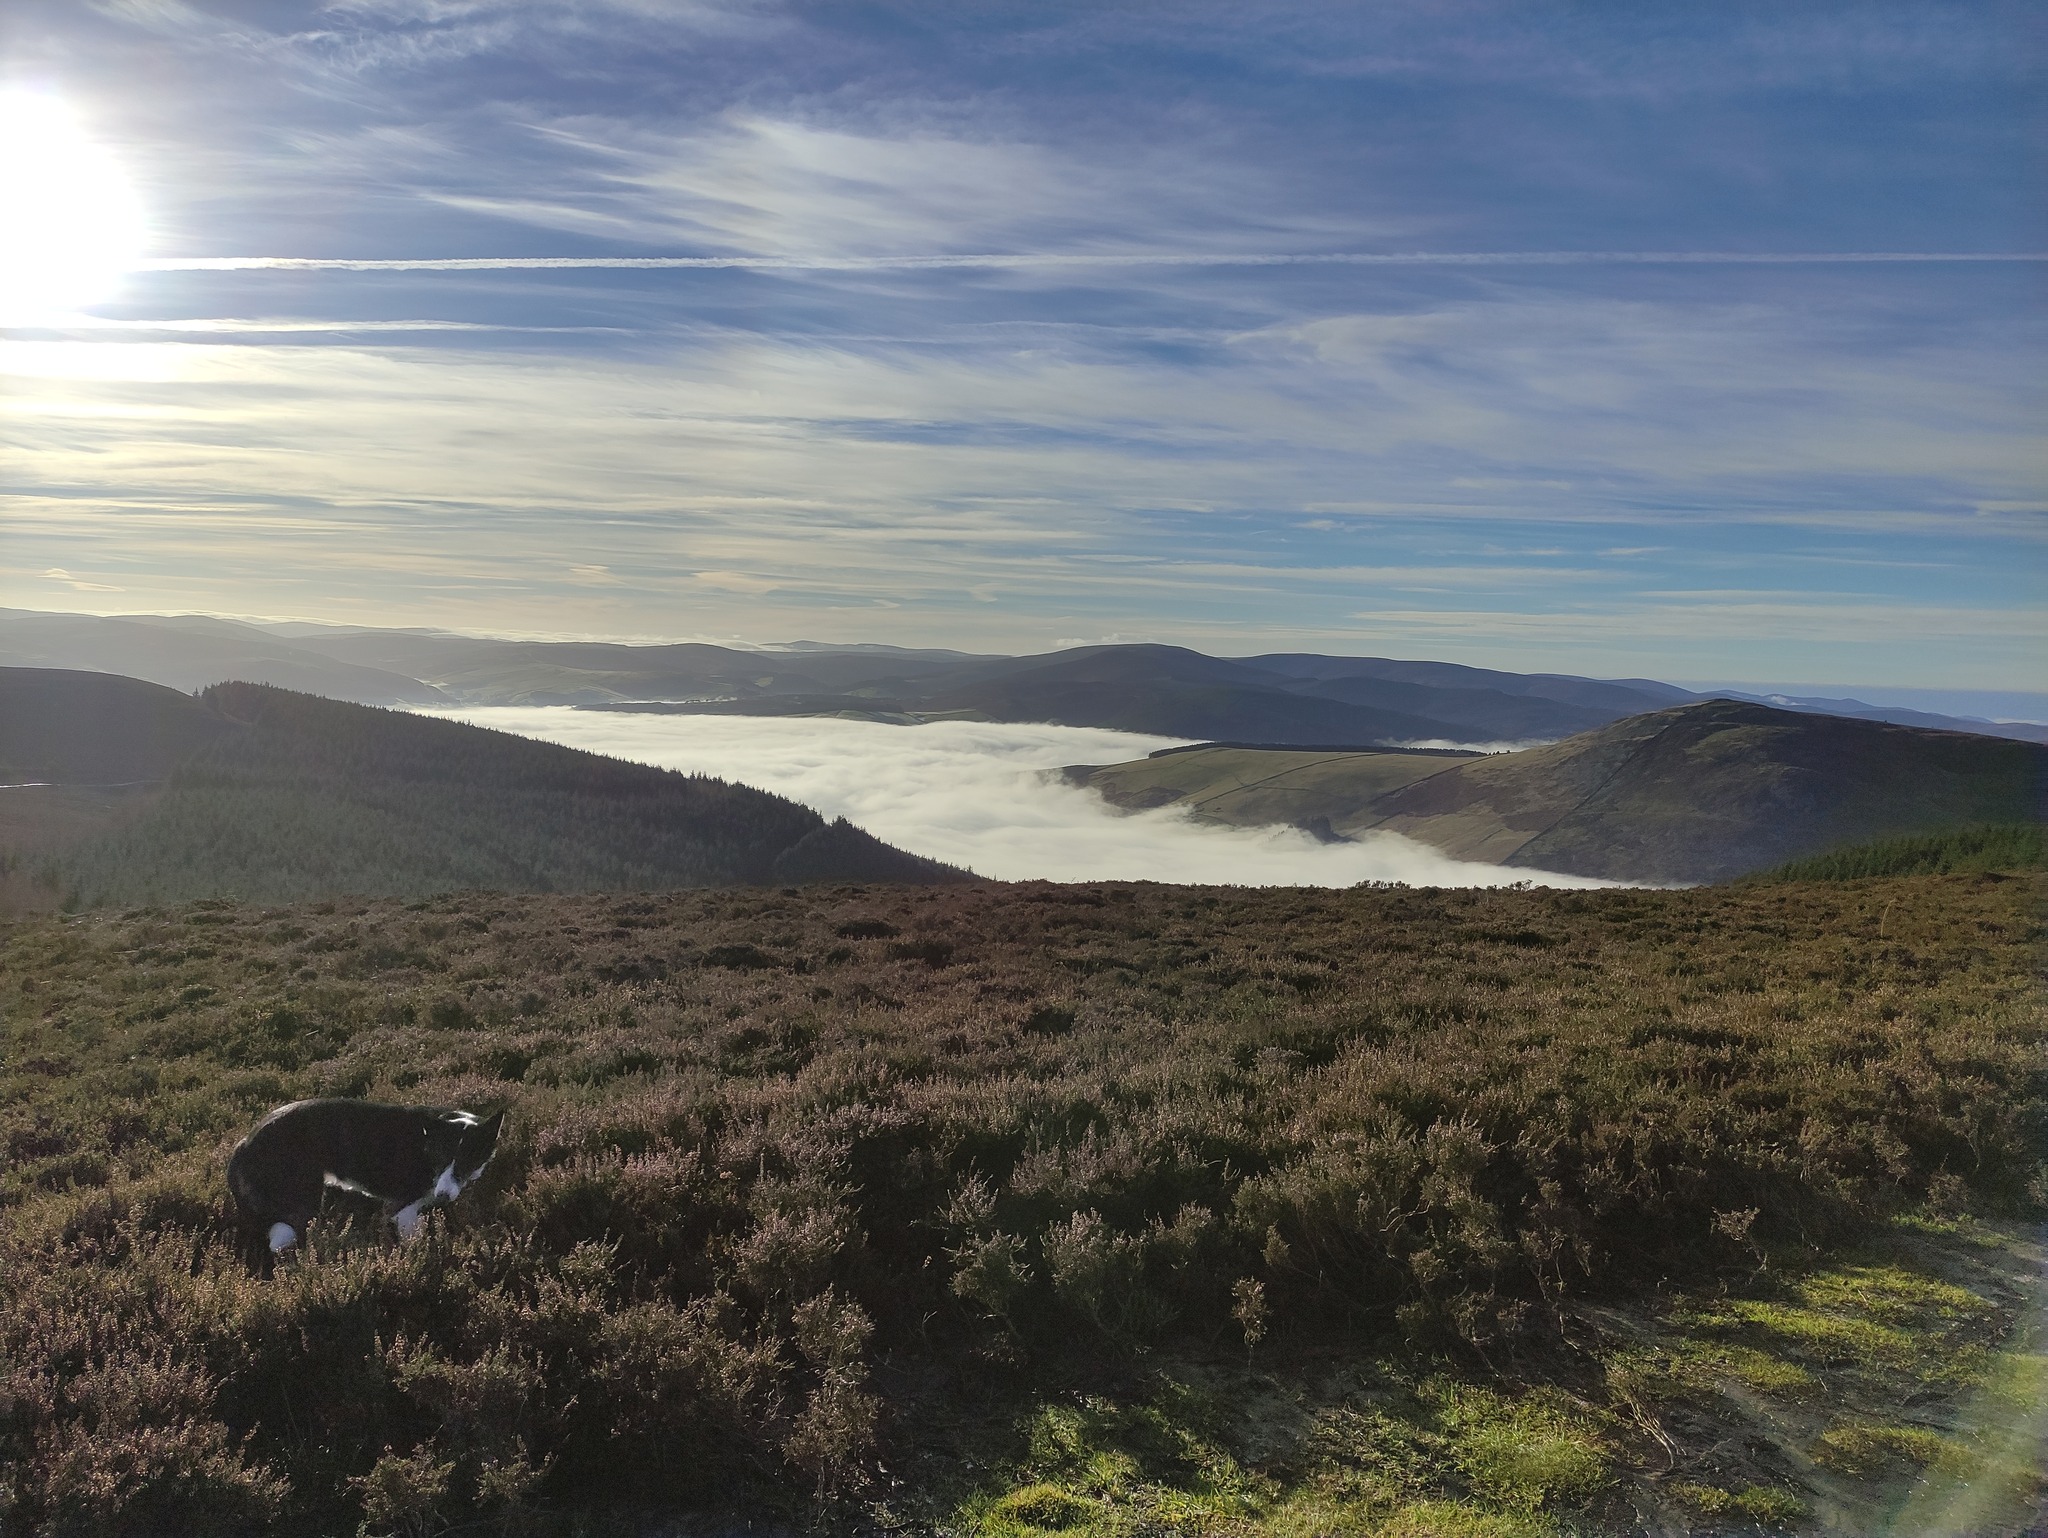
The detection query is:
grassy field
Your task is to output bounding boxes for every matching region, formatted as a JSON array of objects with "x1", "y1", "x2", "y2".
[
  {"x1": 1065, "y1": 747, "x2": 1464, "y2": 834},
  {"x1": 1, "y1": 873, "x2": 2042, "y2": 1534}
]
